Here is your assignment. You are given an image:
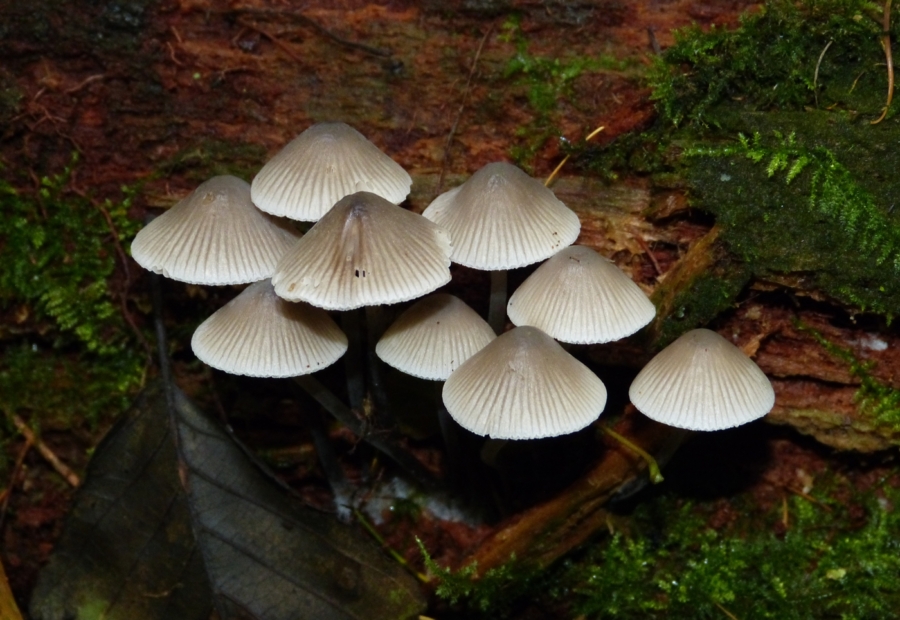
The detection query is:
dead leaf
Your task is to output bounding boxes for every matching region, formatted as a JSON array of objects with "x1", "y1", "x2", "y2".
[
  {"x1": 30, "y1": 382, "x2": 211, "y2": 619},
  {"x1": 31, "y1": 381, "x2": 426, "y2": 619}
]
